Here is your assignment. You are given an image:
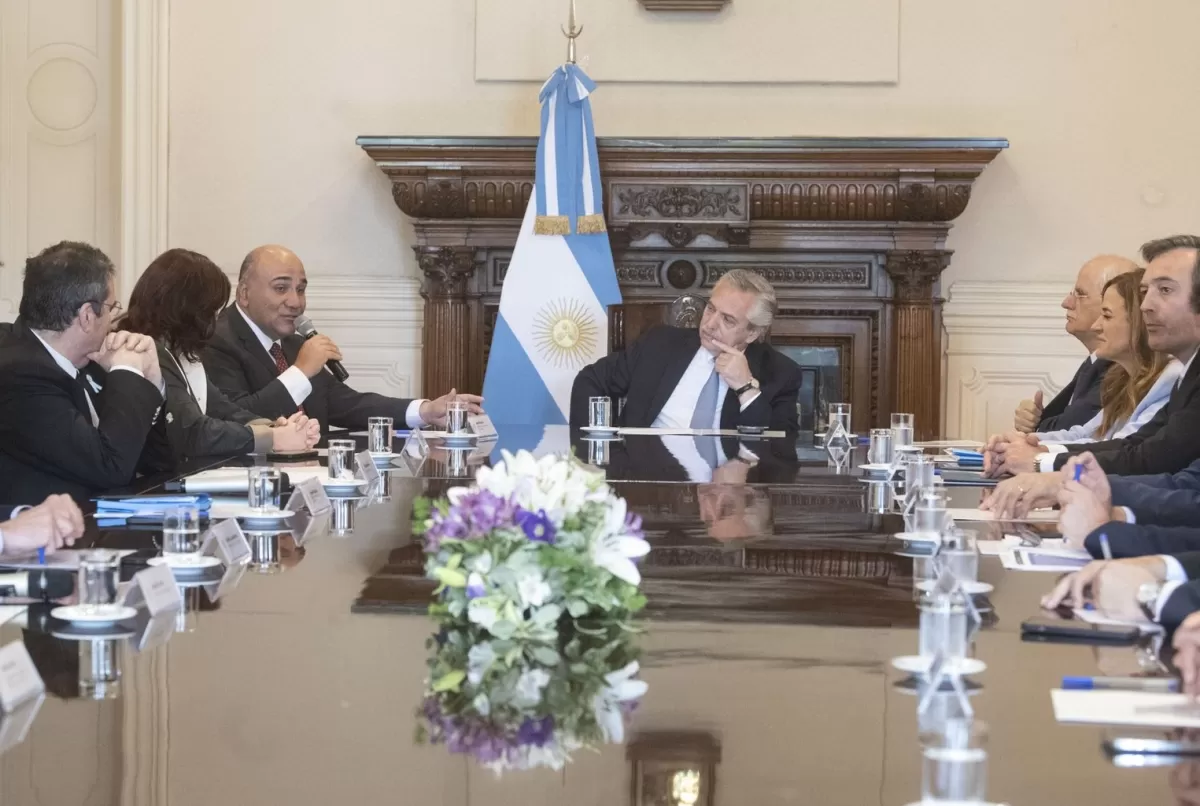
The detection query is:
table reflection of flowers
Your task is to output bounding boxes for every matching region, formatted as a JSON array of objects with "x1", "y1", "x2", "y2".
[{"x1": 413, "y1": 450, "x2": 651, "y2": 773}]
